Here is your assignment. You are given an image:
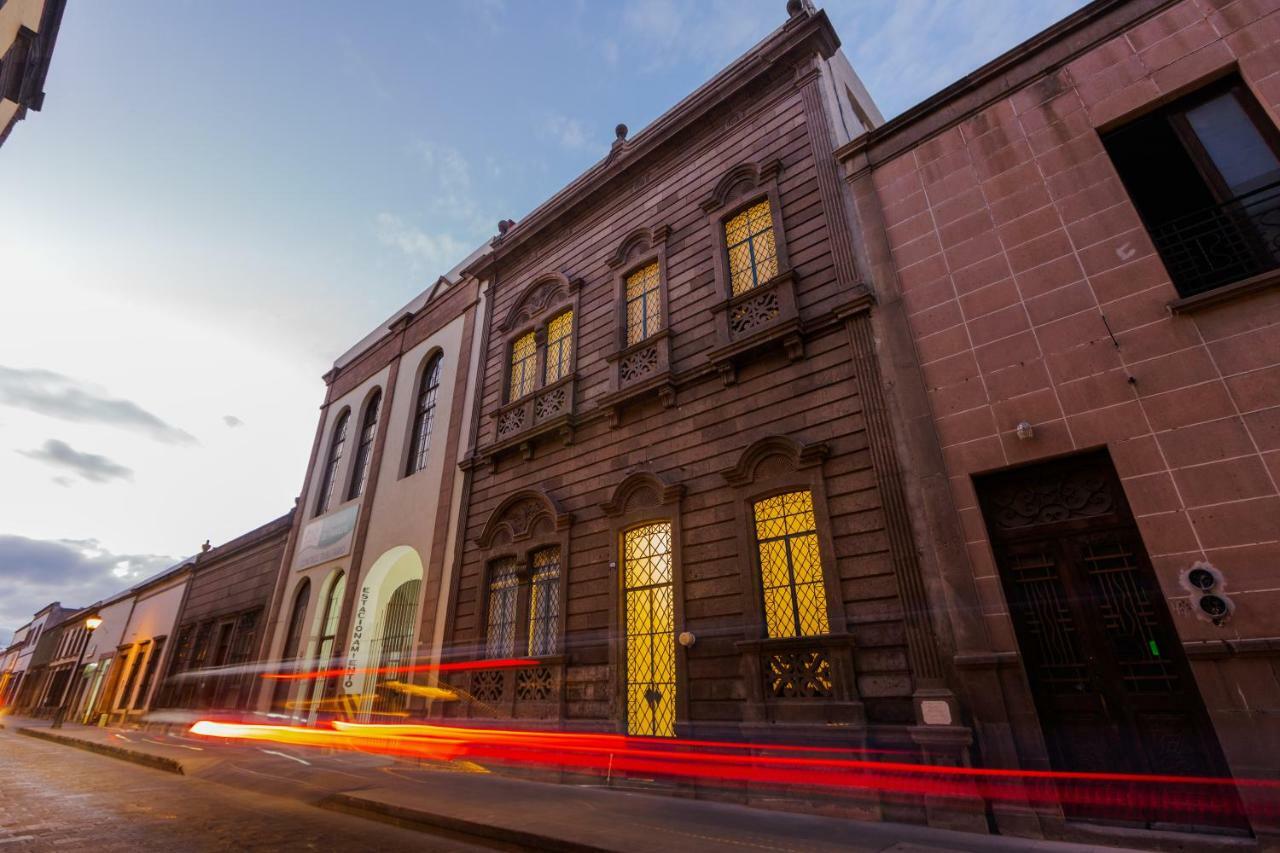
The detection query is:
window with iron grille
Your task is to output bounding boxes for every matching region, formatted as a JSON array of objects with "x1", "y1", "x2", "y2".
[
  {"x1": 725, "y1": 200, "x2": 779, "y2": 296},
  {"x1": 347, "y1": 391, "x2": 381, "y2": 500},
  {"x1": 528, "y1": 548, "x2": 560, "y2": 657},
  {"x1": 1102, "y1": 76, "x2": 1280, "y2": 299},
  {"x1": 485, "y1": 557, "x2": 520, "y2": 658},
  {"x1": 623, "y1": 522, "x2": 676, "y2": 737},
  {"x1": 407, "y1": 354, "x2": 443, "y2": 475},
  {"x1": 509, "y1": 331, "x2": 537, "y2": 400},
  {"x1": 544, "y1": 311, "x2": 574, "y2": 384},
  {"x1": 315, "y1": 410, "x2": 349, "y2": 516},
  {"x1": 752, "y1": 491, "x2": 830, "y2": 638},
  {"x1": 271, "y1": 581, "x2": 311, "y2": 711},
  {"x1": 624, "y1": 262, "x2": 662, "y2": 345}
]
